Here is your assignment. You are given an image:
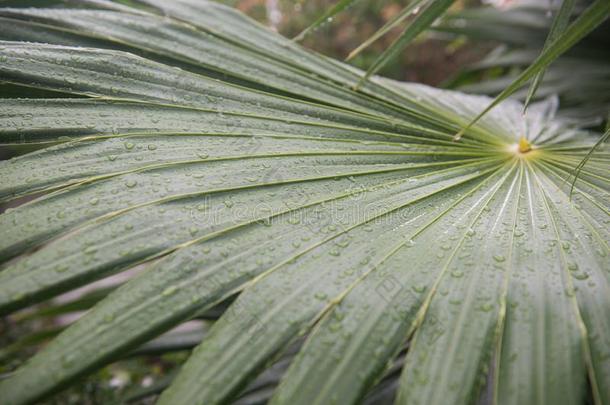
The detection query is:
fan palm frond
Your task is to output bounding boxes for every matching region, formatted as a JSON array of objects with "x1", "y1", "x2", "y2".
[{"x1": 0, "y1": 1, "x2": 608, "y2": 405}]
